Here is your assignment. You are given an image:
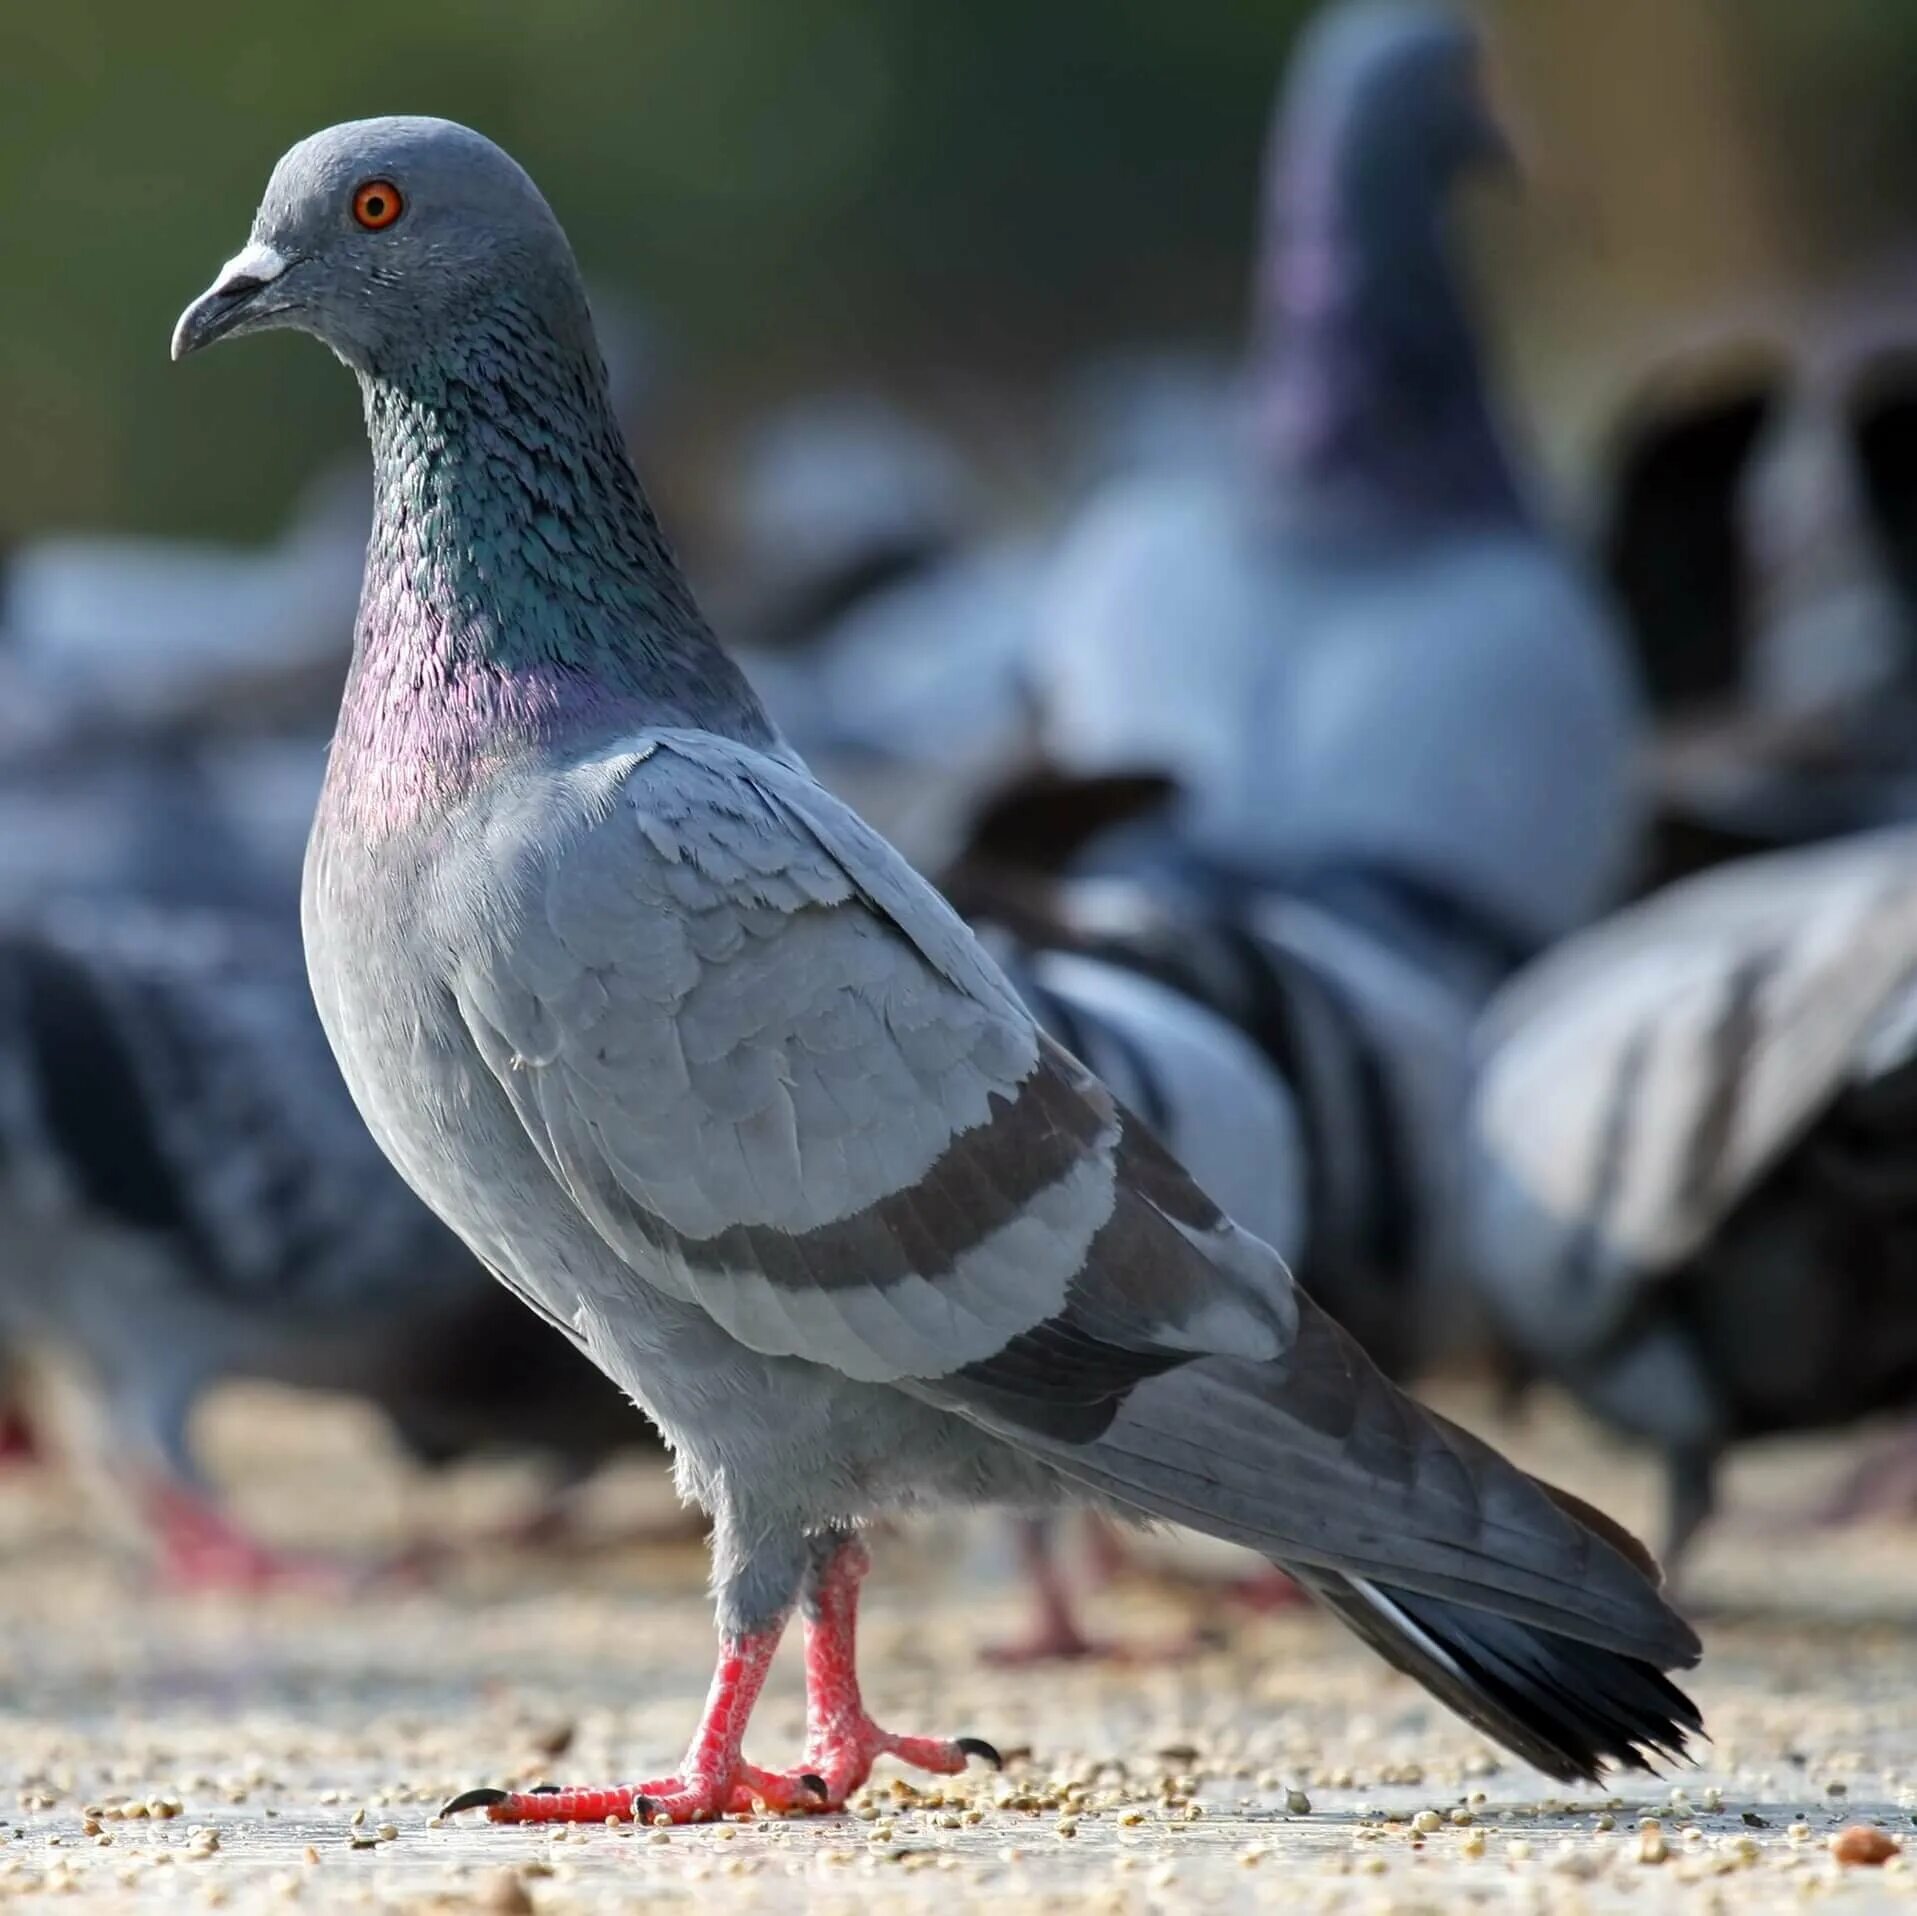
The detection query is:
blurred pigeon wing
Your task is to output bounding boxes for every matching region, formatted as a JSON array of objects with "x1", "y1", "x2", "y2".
[{"x1": 1476, "y1": 825, "x2": 1917, "y2": 1286}]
